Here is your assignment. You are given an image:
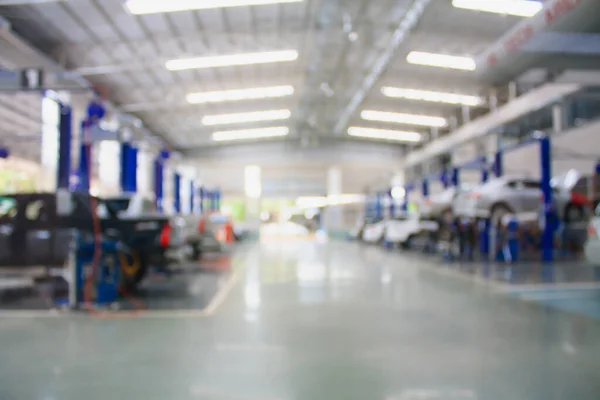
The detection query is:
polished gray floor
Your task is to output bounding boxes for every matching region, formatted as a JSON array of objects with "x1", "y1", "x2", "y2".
[{"x1": 1, "y1": 239, "x2": 600, "y2": 400}]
